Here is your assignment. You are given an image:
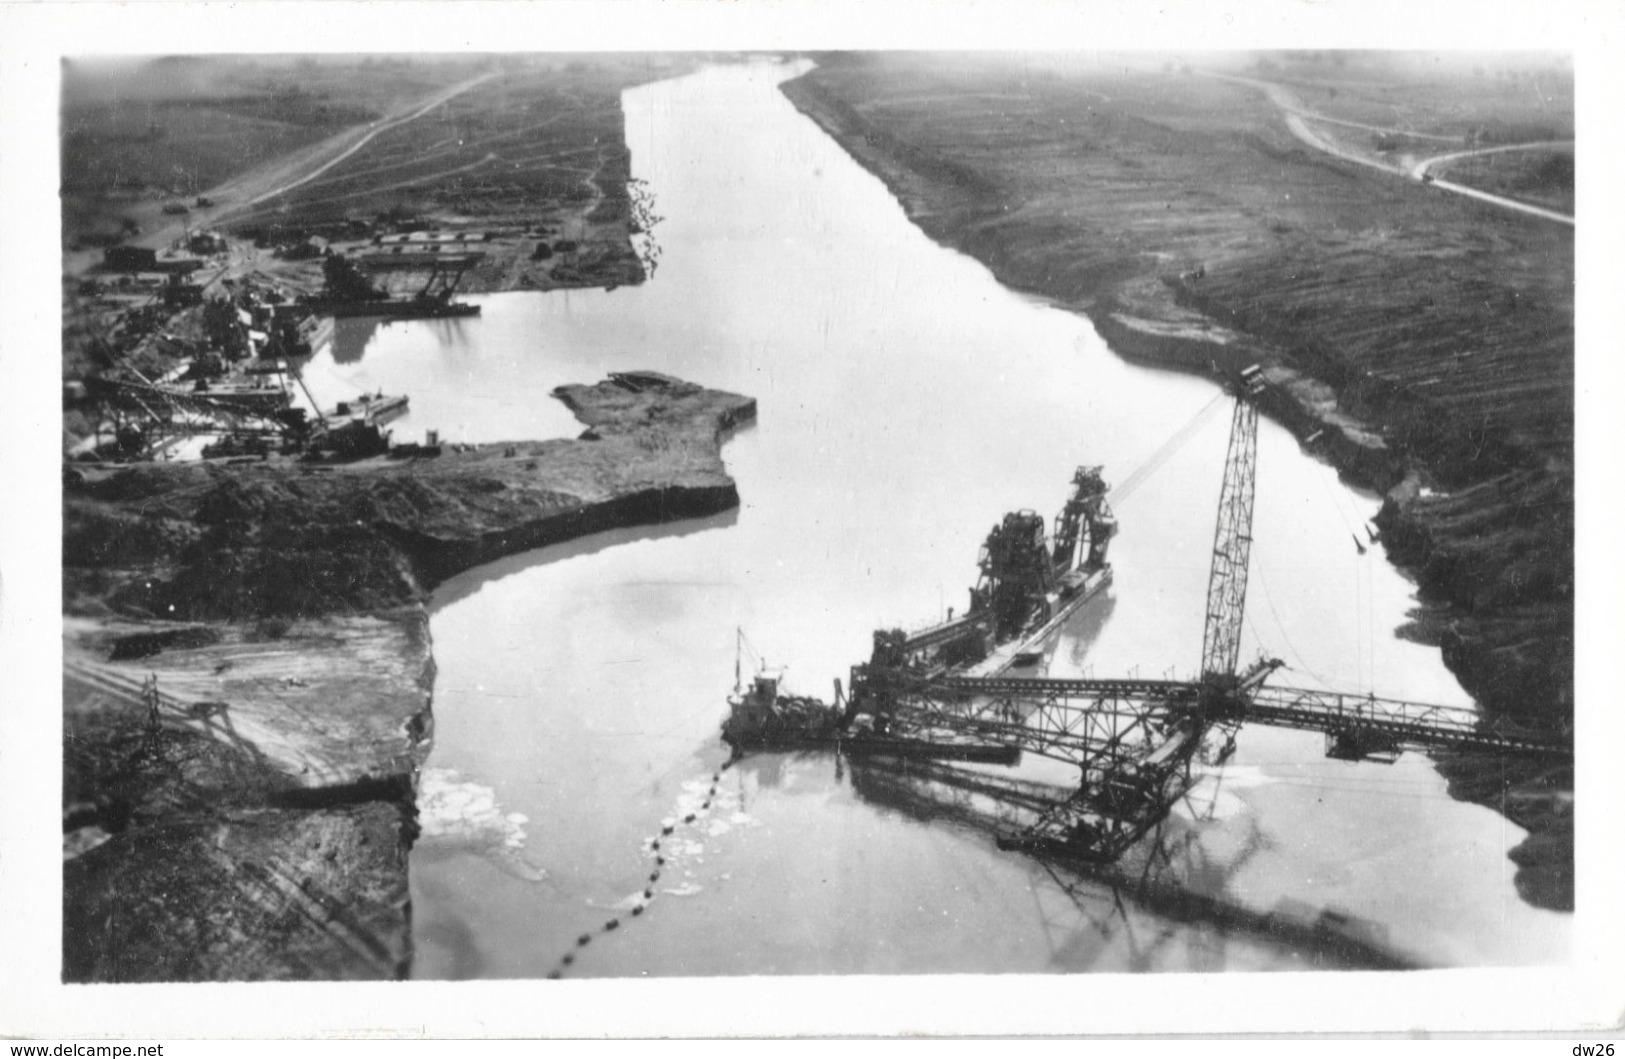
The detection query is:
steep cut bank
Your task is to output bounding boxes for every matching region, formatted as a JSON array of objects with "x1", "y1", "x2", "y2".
[
  {"x1": 61, "y1": 374, "x2": 754, "y2": 980},
  {"x1": 781, "y1": 55, "x2": 1572, "y2": 907}
]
